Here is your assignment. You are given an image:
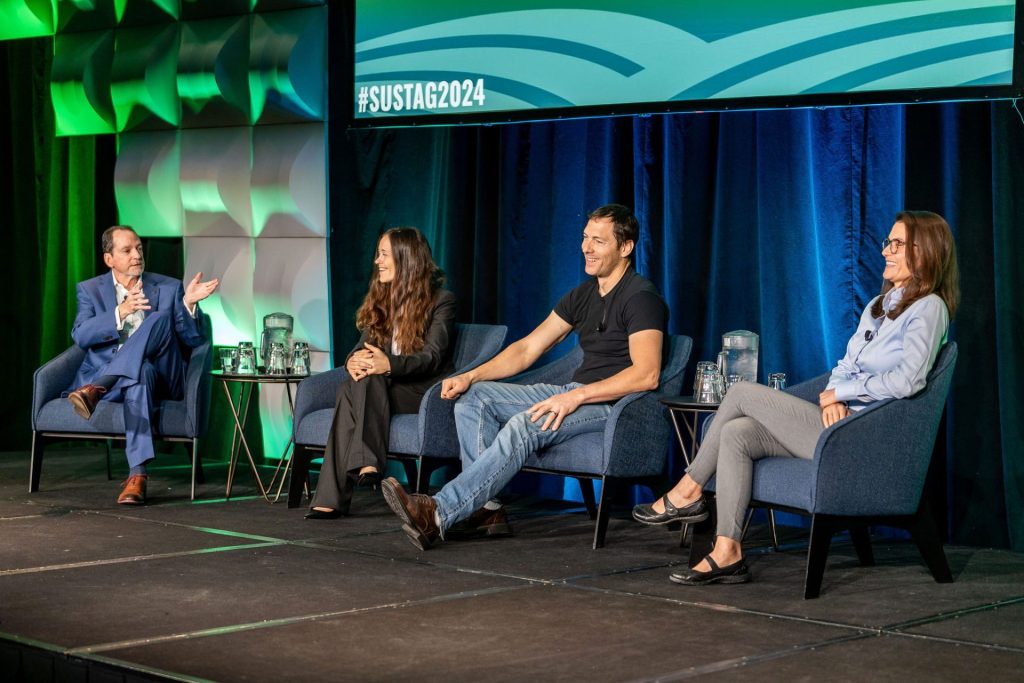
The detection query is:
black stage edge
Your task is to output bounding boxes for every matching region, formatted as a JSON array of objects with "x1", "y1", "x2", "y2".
[{"x1": 2, "y1": 446, "x2": 1023, "y2": 683}]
